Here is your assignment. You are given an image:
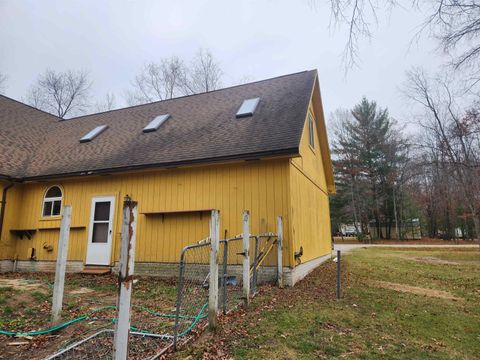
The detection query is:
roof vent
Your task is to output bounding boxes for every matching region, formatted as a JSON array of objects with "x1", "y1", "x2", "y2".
[
  {"x1": 143, "y1": 114, "x2": 170, "y2": 133},
  {"x1": 236, "y1": 98, "x2": 260, "y2": 118},
  {"x1": 79, "y1": 125, "x2": 108, "y2": 143}
]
